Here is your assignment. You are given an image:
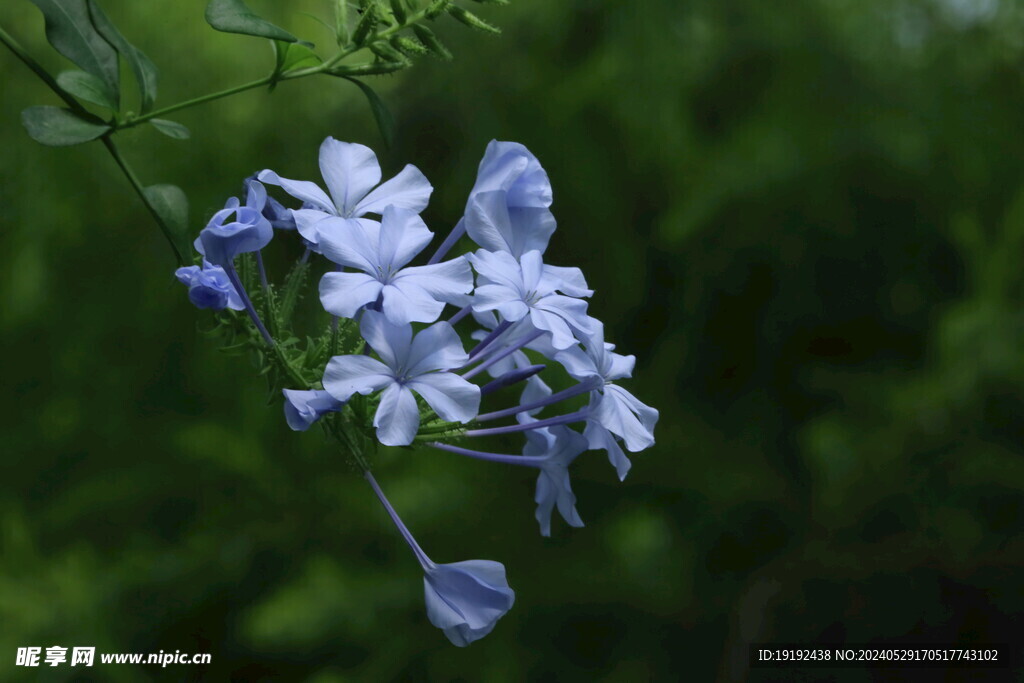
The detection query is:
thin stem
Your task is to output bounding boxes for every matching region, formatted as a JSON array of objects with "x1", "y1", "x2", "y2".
[
  {"x1": 102, "y1": 138, "x2": 188, "y2": 265},
  {"x1": 469, "y1": 320, "x2": 512, "y2": 359},
  {"x1": 428, "y1": 442, "x2": 546, "y2": 467},
  {"x1": 0, "y1": 24, "x2": 79, "y2": 111},
  {"x1": 427, "y1": 217, "x2": 467, "y2": 265},
  {"x1": 256, "y1": 251, "x2": 270, "y2": 292},
  {"x1": 464, "y1": 409, "x2": 589, "y2": 438},
  {"x1": 124, "y1": 75, "x2": 273, "y2": 127},
  {"x1": 448, "y1": 304, "x2": 472, "y2": 326},
  {"x1": 480, "y1": 364, "x2": 545, "y2": 395},
  {"x1": 476, "y1": 378, "x2": 599, "y2": 422},
  {"x1": 364, "y1": 470, "x2": 434, "y2": 569},
  {"x1": 462, "y1": 329, "x2": 544, "y2": 380},
  {"x1": 223, "y1": 262, "x2": 274, "y2": 345}
]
